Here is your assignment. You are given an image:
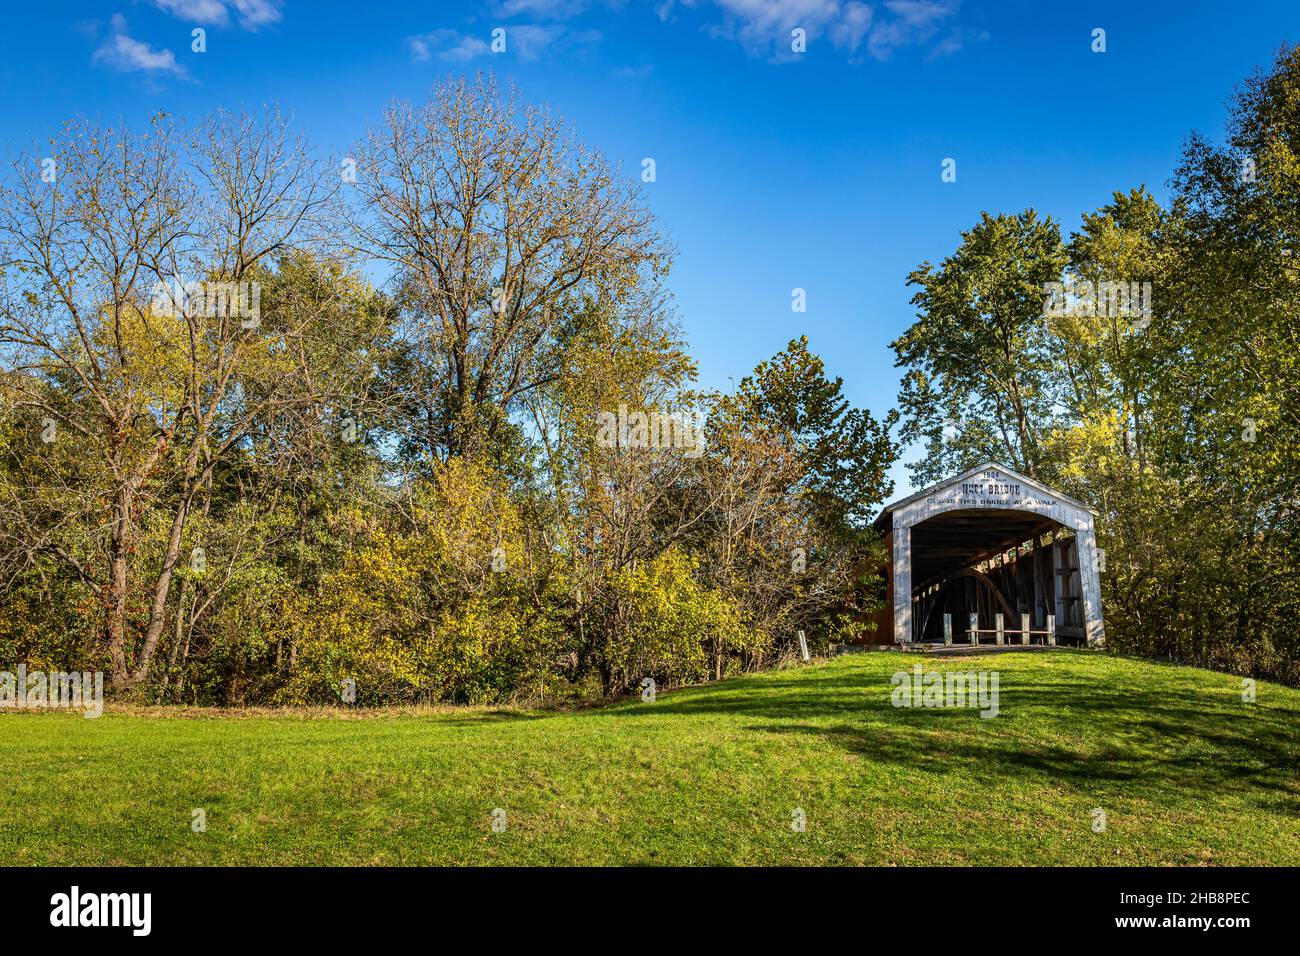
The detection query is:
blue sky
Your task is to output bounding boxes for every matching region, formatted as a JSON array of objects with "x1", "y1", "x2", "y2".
[{"x1": 1, "y1": 0, "x2": 1296, "y2": 491}]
